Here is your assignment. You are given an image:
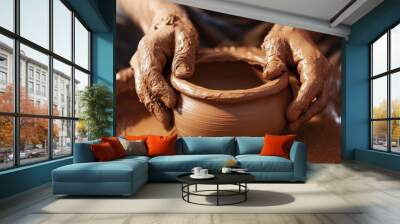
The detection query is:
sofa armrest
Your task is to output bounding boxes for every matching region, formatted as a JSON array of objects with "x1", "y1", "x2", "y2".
[
  {"x1": 289, "y1": 141, "x2": 307, "y2": 181},
  {"x1": 73, "y1": 140, "x2": 100, "y2": 163}
]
